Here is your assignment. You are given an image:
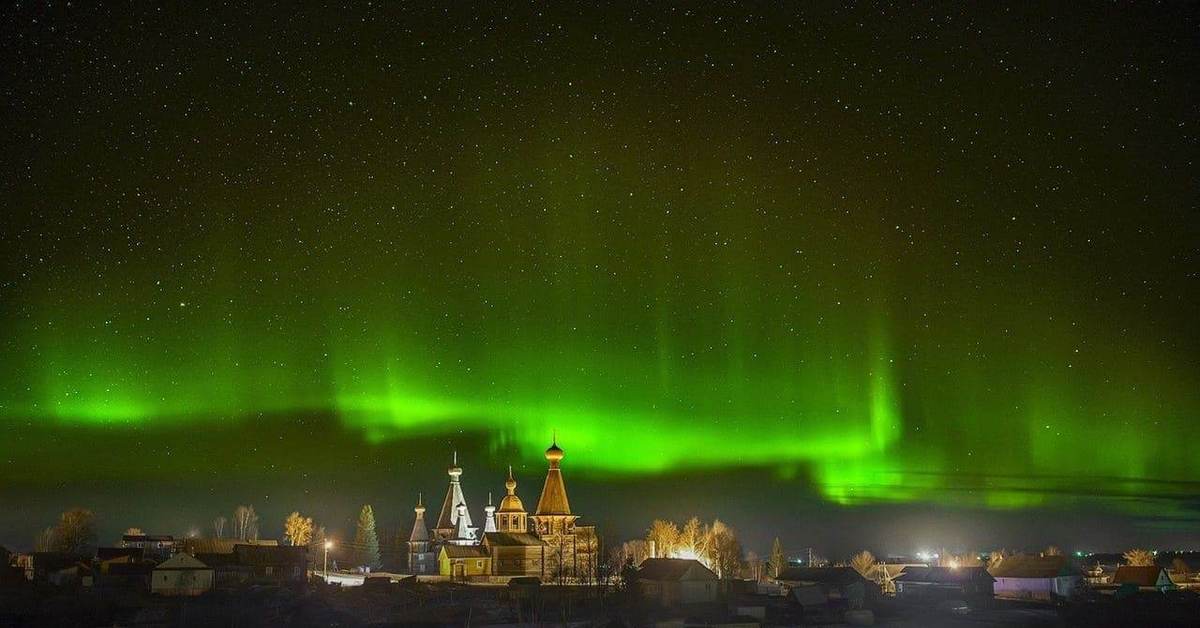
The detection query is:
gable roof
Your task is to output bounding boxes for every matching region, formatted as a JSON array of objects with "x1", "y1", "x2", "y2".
[
  {"x1": 440, "y1": 545, "x2": 490, "y2": 559},
  {"x1": 1114, "y1": 565, "x2": 1168, "y2": 587},
  {"x1": 97, "y1": 547, "x2": 144, "y2": 562},
  {"x1": 154, "y1": 553, "x2": 210, "y2": 570},
  {"x1": 990, "y1": 555, "x2": 1080, "y2": 579},
  {"x1": 638, "y1": 558, "x2": 718, "y2": 582},
  {"x1": 483, "y1": 532, "x2": 546, "y2": 547},
  {"x1": 233, "y1": 544, "x2": 306, "y2": 565},
  {"x1": 895, "y1": 566, "x2": 994, "y2": 584},
  {"x1": 777, "y1": 566, "x2": 867, "y2": 586},
  {"x1": 181, "y1": 538, "x2": 278, "y2": 555}
]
